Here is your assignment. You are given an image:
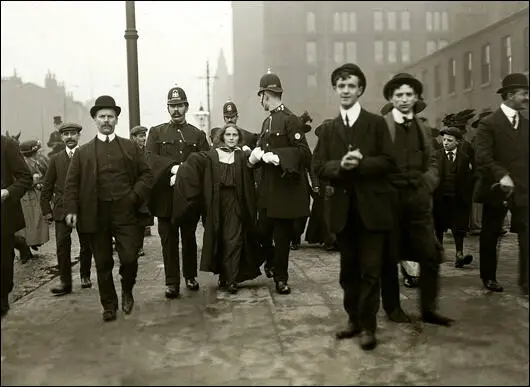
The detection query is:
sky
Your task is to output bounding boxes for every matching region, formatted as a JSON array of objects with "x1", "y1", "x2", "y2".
[{"x1": 1, "y1": 0, "x2": 233, "y2": 137}]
